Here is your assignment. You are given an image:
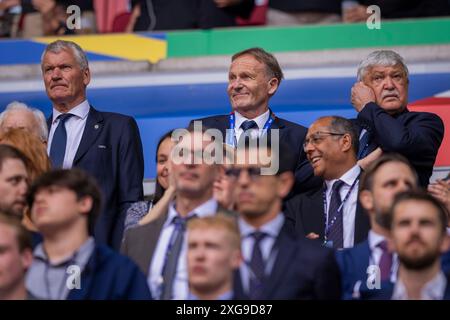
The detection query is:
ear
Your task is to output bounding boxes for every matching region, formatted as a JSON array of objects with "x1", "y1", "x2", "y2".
[
  {"x1": 78, "y1": 196, "x2": 93, "y2": 216},
  {"x1": 267, "y1": 77, "x2": 279, "y2": 96},
  {"x1": 359, "y1": 190, "x2": 374, "y2": 212},
  {"x1": 277, "y1": 172, "x2": 294, "y2": 199},
  {"x1": 231, "y1": 250, "x2": 243, "y2": 270},
  {"x1": 21, "y1": 248, "x2": 33, "y2": 271},
  {"x1": 340, "y1": 133, "x2": 353, "y2": 152},
  {"x1": 387, "y1": 234, "x2": 396, "y2": 253},
  {"x1": 440, "y1": 234, "x2": 450, "y2": 254},
  {"x1": 83, "y1": 68, "x2": 91, "y2": 86}
]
